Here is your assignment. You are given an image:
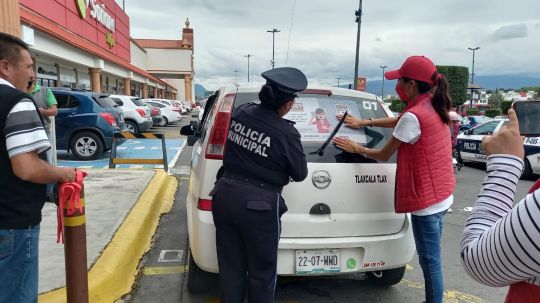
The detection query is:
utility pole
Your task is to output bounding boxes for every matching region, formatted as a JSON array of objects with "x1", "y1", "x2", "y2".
[
  {"x1": 337, "y1": 76, "x2": 341, "y2": 87},
  {"x1": 234, "y1": 69, "x2": 239, "y2": 84},
  {"x1": 380, "y1": 65, "x2": 387, "y2": 99},
  {"x1": 244, "y1": 54, "x2": 253, "y2": 82},
  {"x1": 353, "y1": 0, "x2": 363, "y2": 90},
  {"x1": 468, "y1": 46, "x2": 480, "y2": 109},
  {"x1": 267, "y1": 28, "x2": 280, "y2": 69}
]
